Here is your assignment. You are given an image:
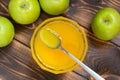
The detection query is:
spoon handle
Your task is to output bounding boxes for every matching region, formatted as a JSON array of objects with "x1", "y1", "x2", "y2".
[{"x1": 60, "y1": 46, "x2": 105, "y2": 80}]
